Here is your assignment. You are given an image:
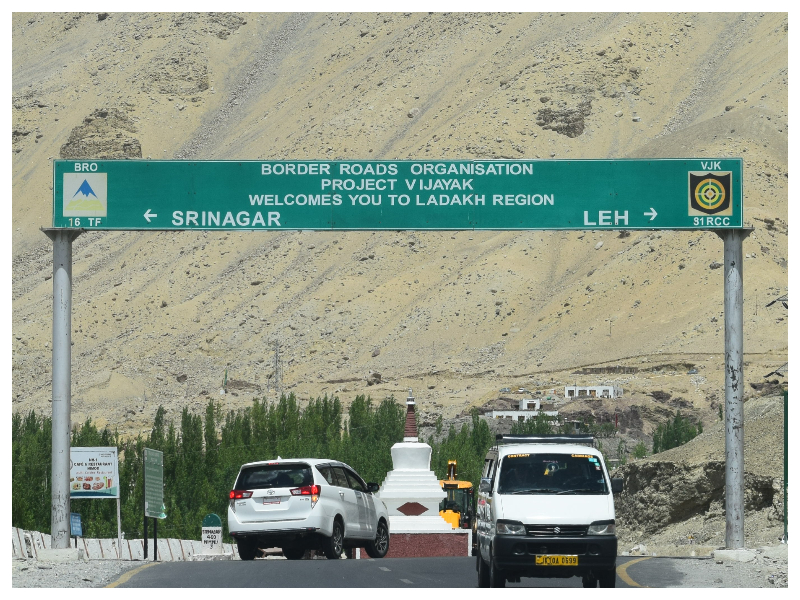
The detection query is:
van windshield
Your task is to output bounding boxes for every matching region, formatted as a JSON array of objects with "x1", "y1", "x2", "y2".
[{"x1": 497, "y1": 452, "x2": 608, "y2": 495}]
